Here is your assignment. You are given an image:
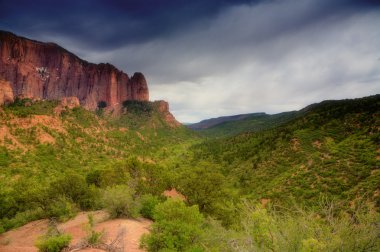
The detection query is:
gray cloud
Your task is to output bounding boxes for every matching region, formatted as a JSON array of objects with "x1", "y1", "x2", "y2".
[
  {"x1": 78, "y1": 0, "x2": 380, "y2": 122},
  {"x1": 1, "y1": 0, "x2": 379, "y2": 122}
]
